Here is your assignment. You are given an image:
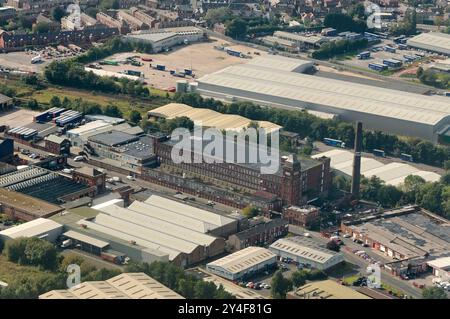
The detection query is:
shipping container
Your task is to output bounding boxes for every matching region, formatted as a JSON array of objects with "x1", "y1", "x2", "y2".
[
  {"x1": 156, "y1": 64, "x2": 165, "y2": 71},
  {"x1": 373, "y1": 149, "x2": 385, "y2": 157},
  {"x1": 184, "y1": 69, "x2": 192, "y2": 76}
]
